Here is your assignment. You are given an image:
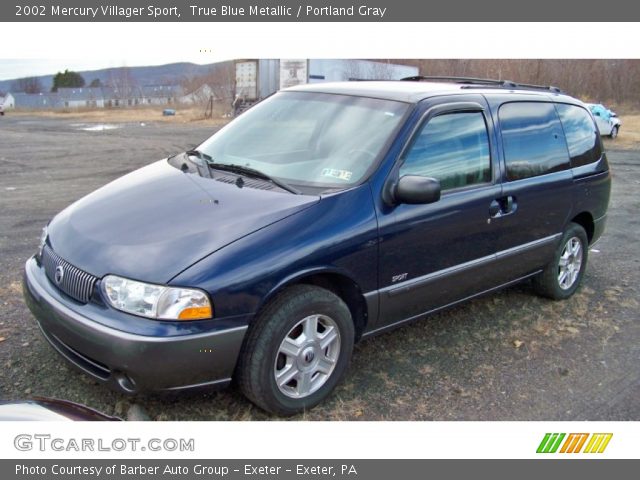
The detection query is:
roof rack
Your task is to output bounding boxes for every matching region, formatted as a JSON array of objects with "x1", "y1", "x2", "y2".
[
  {"x1": 401, "y1": 76, "x2": 507, "y2": 85},
  {"x1": 400, "y1": 76, "x2": 563, "y2": 94}
]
